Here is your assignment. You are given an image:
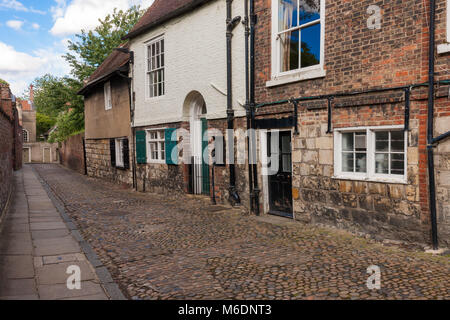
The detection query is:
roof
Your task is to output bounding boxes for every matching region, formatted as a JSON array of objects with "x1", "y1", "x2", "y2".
[
  {"x1": 17, "y1": 99, "x2": 33, "y2": 111},
  {"x1": 78, "y1": 43, "x2": 131, "y2": 95},
  {"x1": 123, "y1": 0, "x2": 214, "y2": 40}
]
